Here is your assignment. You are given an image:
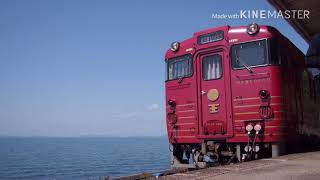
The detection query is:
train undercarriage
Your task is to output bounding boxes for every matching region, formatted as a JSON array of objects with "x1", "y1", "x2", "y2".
[{"x1": 170, "y1": 140, "x2": 285, "y2": 169}]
